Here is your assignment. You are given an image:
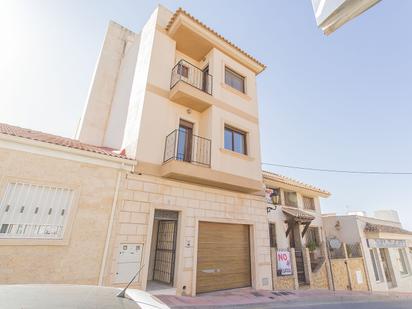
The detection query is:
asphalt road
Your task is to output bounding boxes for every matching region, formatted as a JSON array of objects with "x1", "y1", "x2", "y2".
[
  {"x1": 163, "y1": 289, "x2": 412, "y2": 309},
  {"x1": 237, "y1": 299, "x2": 412, "y2": 309}
]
